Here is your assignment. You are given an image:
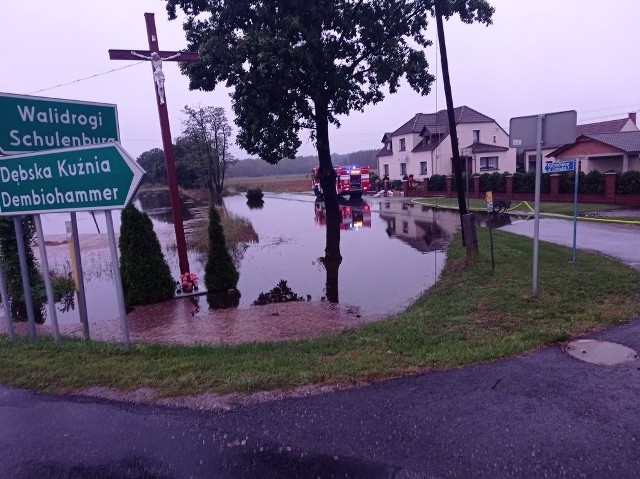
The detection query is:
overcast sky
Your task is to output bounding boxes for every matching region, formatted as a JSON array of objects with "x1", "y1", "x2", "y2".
[{"x1": 1, "y1": 0, "x2": 639, "y2": 161}]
